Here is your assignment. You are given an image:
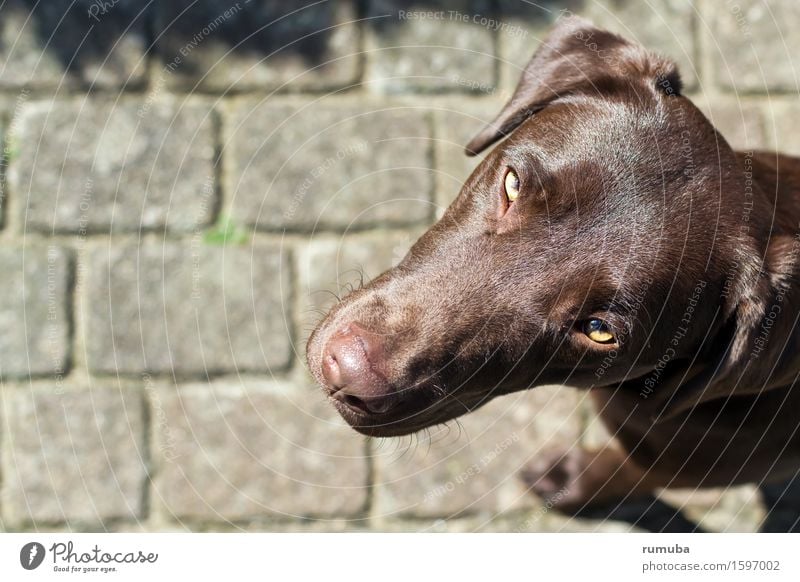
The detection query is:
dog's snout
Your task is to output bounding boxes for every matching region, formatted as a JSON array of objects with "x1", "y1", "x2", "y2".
[{"x1": 322, "y1": 323, "x2": 396, "y2": 415}]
